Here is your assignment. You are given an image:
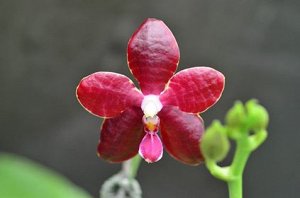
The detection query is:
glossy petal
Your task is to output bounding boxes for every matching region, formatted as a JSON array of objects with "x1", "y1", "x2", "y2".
[
  {"x1": 158, "y1": 106, "x2": 204, "y2": 165},
  {"x1": 160, "y1": 67, "x2": 225, "y2": 113},
  {"x1": 97, "y1": 107, "x2": 145, "y2": 163},
  {"x1": 127, "y1": 18, "x2": 180, "y2": 95},
  {"x1": 76, "y1": 72, "x2": 143, "y2": 118},
  {"x1": 139, "y1": 132, "x2": 163, "y2": 163}
]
